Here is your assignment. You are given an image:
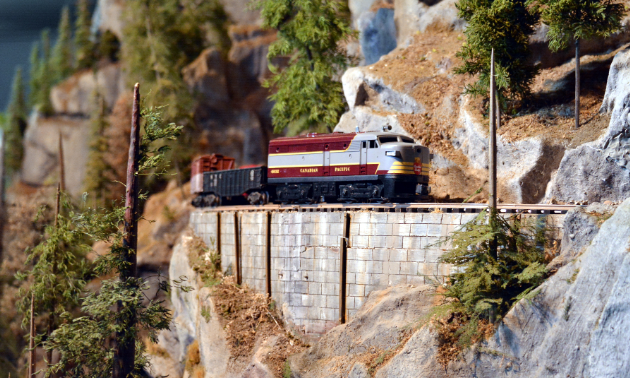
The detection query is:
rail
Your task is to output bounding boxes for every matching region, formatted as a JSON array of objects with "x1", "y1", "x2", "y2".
[{"x1": 196, "y1": 203, "x2": 578, "y2": 214}]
